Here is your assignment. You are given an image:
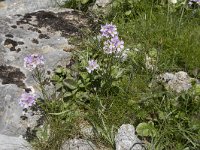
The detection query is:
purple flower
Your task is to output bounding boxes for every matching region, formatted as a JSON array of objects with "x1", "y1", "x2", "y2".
[
  {"x1": 103, "y1": 40, "x2": 115, "y2": 54},
  {"x1": 103, "y1": 36, "x2": 124, "y2": 54},
  {"x1": 19, "y1": 92, "x2": 36, "y2": 108},
  {"x1": 111, "y1": 36, "x2": 124, "y2": 53},
  {"x1": 100, "y1": 23, "x2": 118, "y2": 38},
  {"x1": 86, "y1": 59, "x2": 99, "y2": 73},
  {"x1": 24, "y1": 54, "x2": 44, "y2": 71}
]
